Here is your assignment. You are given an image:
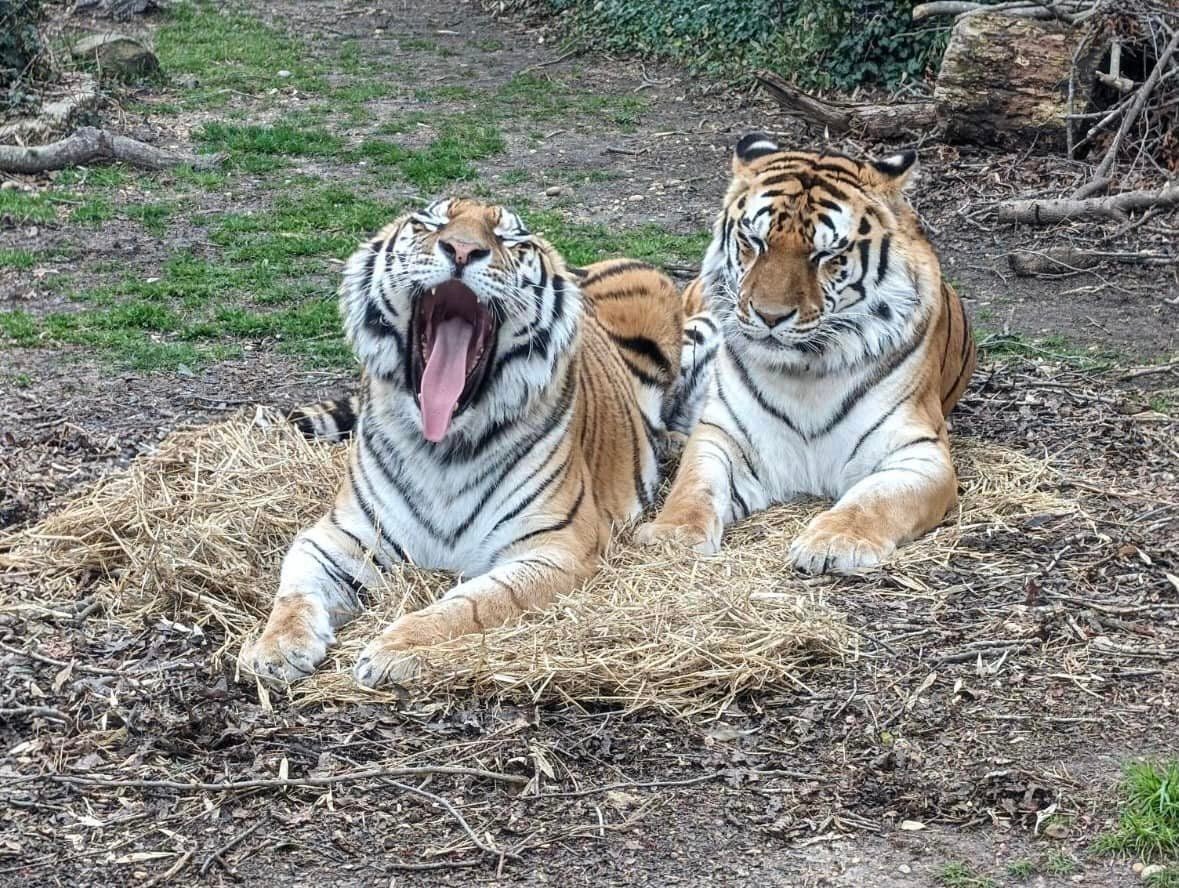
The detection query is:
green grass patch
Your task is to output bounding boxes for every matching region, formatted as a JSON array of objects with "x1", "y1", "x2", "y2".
[
  {"x1": 0, "y1": 189, "x2": 57, "y2": 224},
  {"x1": 1096, "y1": 761, "x2": 1179, "y2": 862},
  {"x1": 1005, "y1": 859, "x2": 1034, "y2": 879},
  {"x1": 196, "y1": 122, "x2": 343, "y2": 172},
  {"x1": 1042, "y1": 851, "x2": 1081, "y2": 876},
  {"x1": 493, "y1": 73, "x2": 646, "y2": 128},
  {"x1": 976, "y1": 330, "x2": 1124, "y2": 371},
  {"x1": 170, "y1": 165, "x2": 231, "y2": 190},
  {"x1": 124, "y1": 202, "x2": 172, "y2": 236},
  {"x1": 936, "y1": 862, "x2": 995, "y2": 888},
  {"x1": 378, "y1": 111, "x2": 431, "y2": 135},
  {"x1": 54, "y1": 166, "x2": 130, "y2": 190},
  {"x1": 500, "y1": 169, "x2": 531, "y2": 186},
  {"x1": 1147, "y1": 868, "x2": 1179, "y2": 888},
  {"x1": 156, "y1": 2, "x2": 325, "y2": 104},
  {"x1": 0, "y1": 310, "x2": 38, "y2": 344},
  {"x1": 524, "y1": 211, "x2": 709, "y2": 268},
  {"x1": 0, "y1": 249, "x2": 37, "y2": 270},
  {"x1": 357, "y1": 119, "x2": 506, "y2": 190},
  {"x1": 70, "y1": 197, "x2": 115, "y2": 225},
  {"x1": 210, "y1": 186, "x2": 403, "y2": 264}
]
